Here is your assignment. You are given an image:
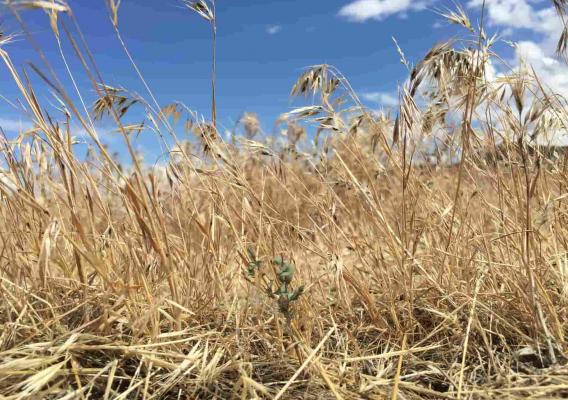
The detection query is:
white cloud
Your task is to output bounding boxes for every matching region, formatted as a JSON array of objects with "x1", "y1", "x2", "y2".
[
  {"x1": 339, "y1": 0, "x2": 432, "y2": 22},
  {"x1": 468, "y1": 0, "x2": 562, "y2": 50},
  {"x1": 0, "y1": 117, "x2": 32, "y2": 133},
  {"x1": 266, "y1": 25, "x2": 282, "y2": 35},
  {"x1": 72, "y1": 124, "x2": 117, "y2": 139},
  {"x1": 362, "y1": 91, "x2": 398, "y2": 107},
  {"x1": 516, "y1": 41, "x2": 568, "y2": 96},
  {"x1": 468, "y1": 0, "x2": 532, "y2": 28},
  {"x1": 0, "y1": 118, "x2": 117, "y2": 145},
  {"x1": 468, "y1": 1, "x2": 568, "y2": 99}
]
